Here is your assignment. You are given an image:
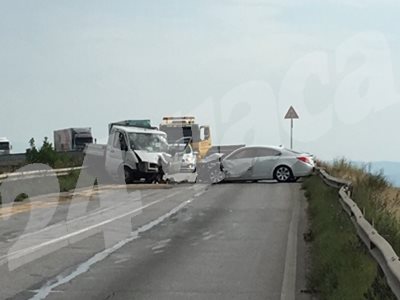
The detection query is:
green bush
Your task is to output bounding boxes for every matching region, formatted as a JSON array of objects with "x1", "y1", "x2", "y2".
[
  {"x1": 326, "y1": 159, "x2": 400, "y2": 257},
  {"x1": 26, "y1": 137, "x2": 82, "y2": 168}
]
